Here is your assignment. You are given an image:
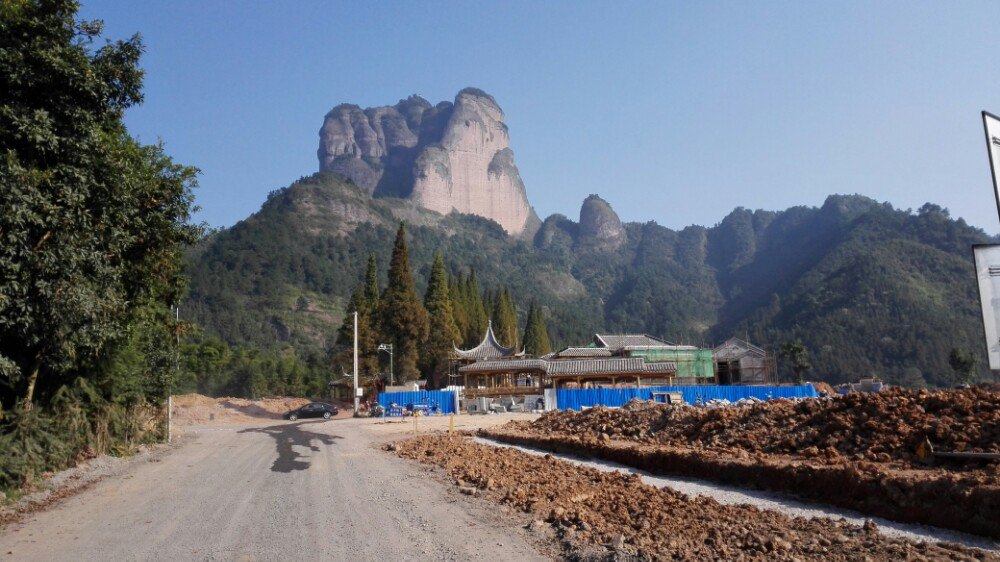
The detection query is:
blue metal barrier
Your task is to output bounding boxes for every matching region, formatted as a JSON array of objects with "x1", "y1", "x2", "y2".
[
  {"x1": 555, "y1": 385, "x2": 817, "y2": 411},
  {"x1": 378, "y1": 390, "x2": 456, "y2": 415}
]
